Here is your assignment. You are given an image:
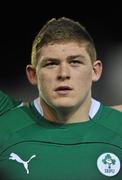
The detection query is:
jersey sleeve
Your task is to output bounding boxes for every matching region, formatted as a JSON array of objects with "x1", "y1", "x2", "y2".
[{"x1": 0, "y1": 91, "x2": 21, "y2": 115}]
